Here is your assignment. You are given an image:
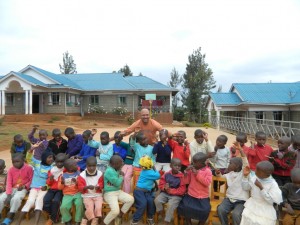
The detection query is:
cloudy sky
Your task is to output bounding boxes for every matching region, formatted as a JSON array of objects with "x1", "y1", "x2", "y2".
[{"x1": 1, "y1": 0, "x2": 300, "y2": 91}]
